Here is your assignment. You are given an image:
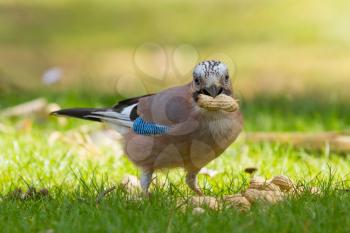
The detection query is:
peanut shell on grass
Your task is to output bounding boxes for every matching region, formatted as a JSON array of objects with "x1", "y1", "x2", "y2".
[
  {"x1": 310, "y1": 187, "x2": 321, "y2": 194},
  {"x1": 190, "y1": 196, "x2": 219, "y2": 210},
  {"x1": 263, "y1": 183, "x2": 281, "y2": 192},
  {"x1": 192, "y1": 207, "x2": 206, "y2": 215},
  {"x1": 249, "y1": 176, "x2": 266, "y2": 189},
  {"x1": 270, "y1": 175, "x2": 294, "y2": 191},
  {"x1": 223, "y1": 194, "x2": 251, "y2": 211},
  {"x1": 244, "y1": 189, "x2": 285, "y2": 204}
]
